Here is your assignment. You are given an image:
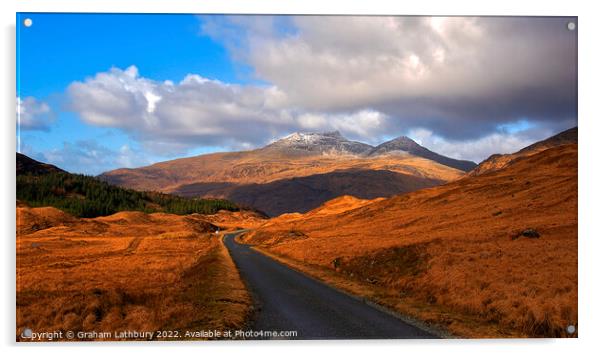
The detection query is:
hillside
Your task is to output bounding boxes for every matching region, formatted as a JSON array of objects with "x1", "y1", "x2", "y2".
[
  {"x1": 242, "y1": 143, "x2": 577, "y2": 337},
  {"x1": 17, "y1": 153, "x2": 240, "y2": 218},
  {"x1": 470, "y1": 127, "x2": 577, "y2": 176},
  {"x1": 173, "y1": 168, "x2": 443, "y2": 216},
  {"x1": 17, "y1": 153, "x2": 65, "y2": 175},
  {"x1": 100, "y1": 131, "x2": 471, "y2": 215},
  {"x1": 17, "y1": 205, "x2": 263, "y2": 340}
]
